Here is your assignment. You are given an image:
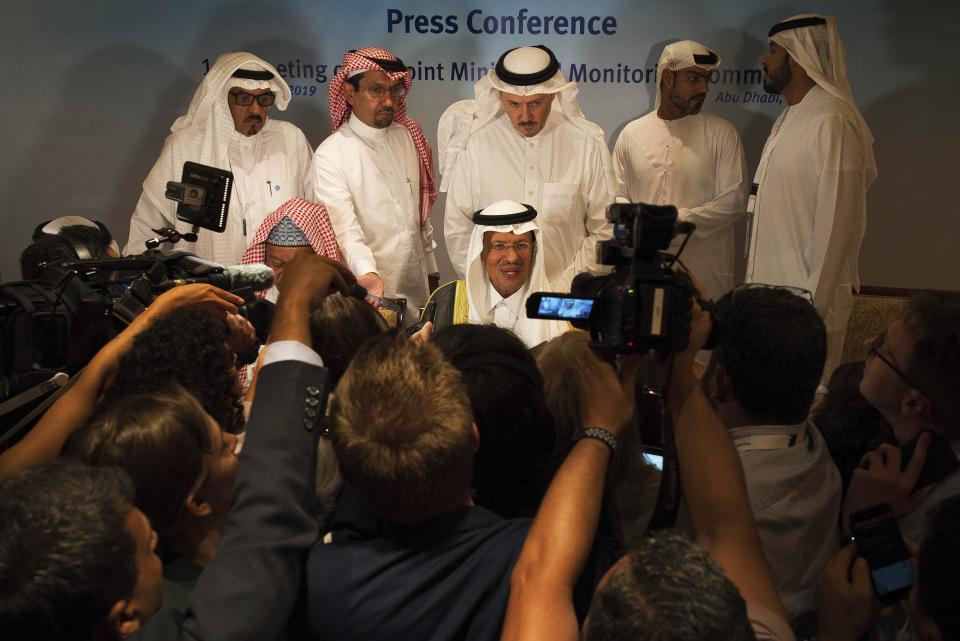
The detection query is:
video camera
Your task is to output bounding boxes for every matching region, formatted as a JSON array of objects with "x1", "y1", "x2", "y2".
[
  {"x1": 0, "y1": 250, "x2": 274, "y2": 437},
  {"x1": 527, "y1": 203, "x2": 708, "y2": 354}
]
